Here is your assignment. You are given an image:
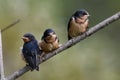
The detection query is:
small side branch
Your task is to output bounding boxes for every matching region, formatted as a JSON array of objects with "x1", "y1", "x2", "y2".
[
  {"x1": 0, "y1": 19, "x2": 20, "y2": 80},
  {"x1": 6, "y1": 11, "x2": 120, "y2": 80},
  {"x1": 1, "y1": 19, "x2": 20, "y2": 33}
]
